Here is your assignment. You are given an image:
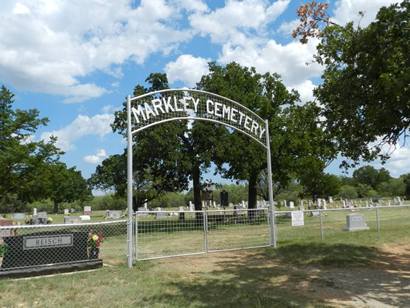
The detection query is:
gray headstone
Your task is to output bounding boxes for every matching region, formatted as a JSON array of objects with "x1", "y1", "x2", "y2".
[
  {"x1": 12, "y1": 213, "x2": 26, "y2": 220},
  {"x1": 106, "y1": 210, "x2": 122, "y2": 219},
  {"x1": 64, "y1": 216, "x2": 81, "y2": 224},
  {"x1": 345, "y1": 214, "x2": 369, "y2": 231}
]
